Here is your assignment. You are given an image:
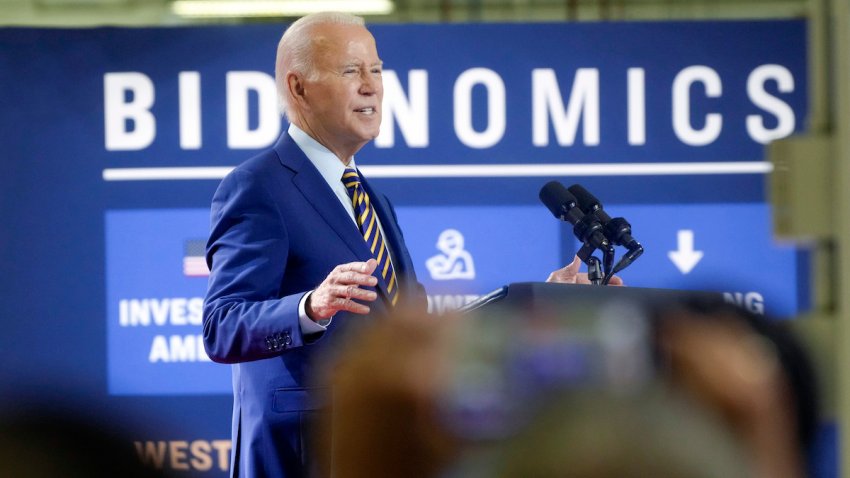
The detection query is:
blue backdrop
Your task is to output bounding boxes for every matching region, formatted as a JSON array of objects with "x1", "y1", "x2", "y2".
[{"x1": 1, "y1": 19, "x2": 827, "y2": 476}]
